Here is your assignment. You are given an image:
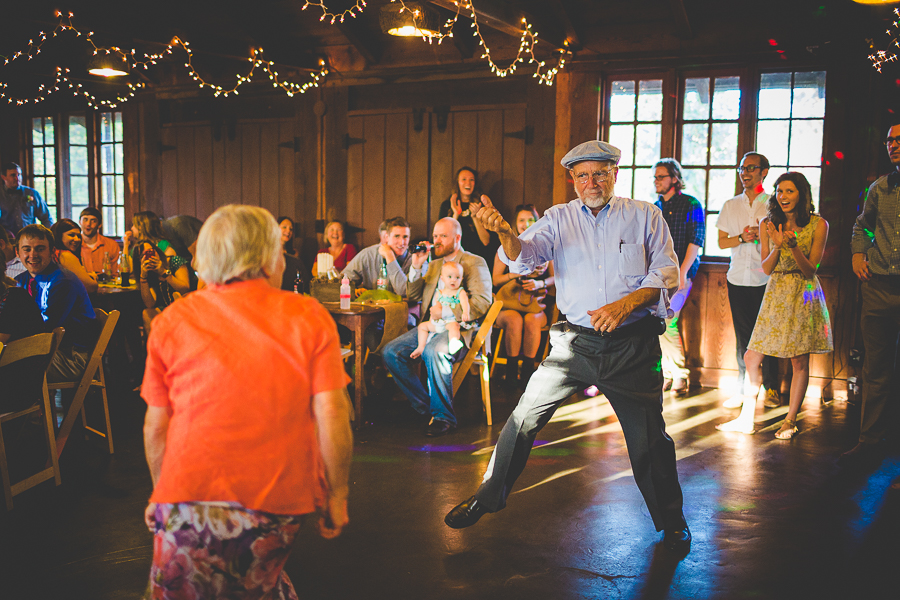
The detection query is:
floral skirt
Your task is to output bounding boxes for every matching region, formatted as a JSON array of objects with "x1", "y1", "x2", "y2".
[{"x1": 146, "y1": 502, "x2": 304, "y2": 600}]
